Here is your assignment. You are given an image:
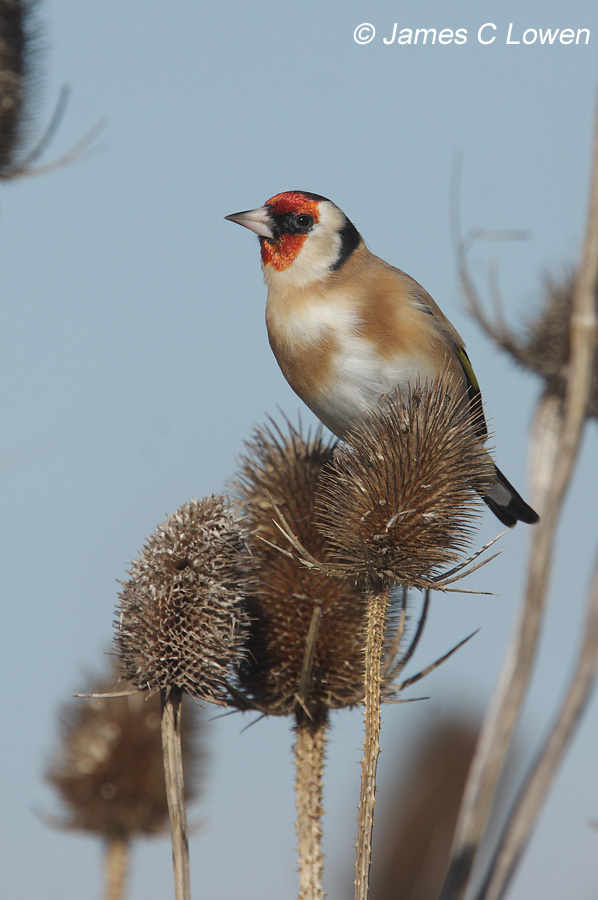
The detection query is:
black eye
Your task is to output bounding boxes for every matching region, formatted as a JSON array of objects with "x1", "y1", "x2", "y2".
[{"x1": 295, "y1": 214, "x2": 314, "y2": 230}]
